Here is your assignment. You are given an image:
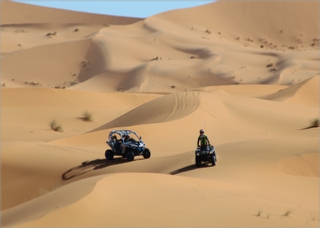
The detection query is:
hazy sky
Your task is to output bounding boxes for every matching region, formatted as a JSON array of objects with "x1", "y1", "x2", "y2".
[{"x1": 14, "y1": 1, "x2": 214, "y2": 18}]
